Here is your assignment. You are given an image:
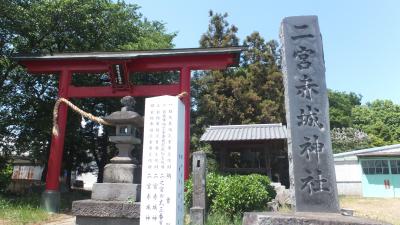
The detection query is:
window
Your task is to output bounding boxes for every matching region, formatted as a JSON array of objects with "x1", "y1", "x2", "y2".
[
  {"x1": 361, "y1": 160, "x2": 389, "y2": 175},
  {"x1": 390, "y1": 160, "x2": 400, "y2": 174}
]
